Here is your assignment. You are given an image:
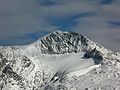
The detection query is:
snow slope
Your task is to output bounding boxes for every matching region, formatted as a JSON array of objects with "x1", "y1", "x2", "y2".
[{"x1": 0, "y1": 30, "x2": 120, "y2": 90}]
